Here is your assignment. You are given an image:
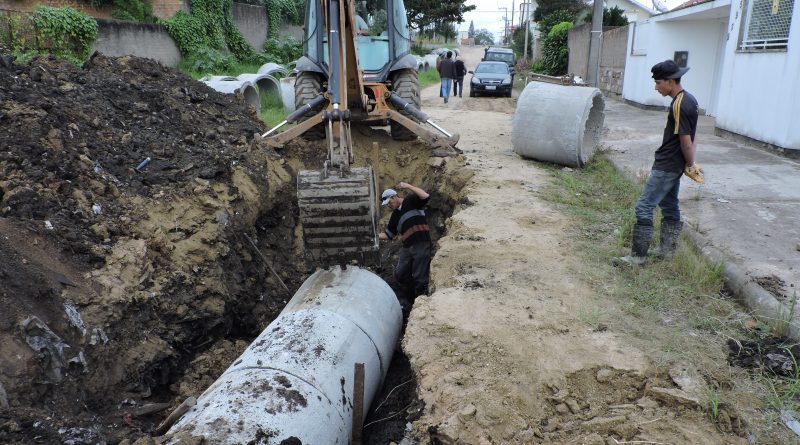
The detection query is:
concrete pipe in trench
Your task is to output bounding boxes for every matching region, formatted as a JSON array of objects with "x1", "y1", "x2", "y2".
[
  {"x1": 512, "y1": 82, "x2": 605, "y2": 167},
  {"x1": 165, "y1": 266, "x2": 402, "y2": 444},
  {"x1": 204, "y1": 79, "x2": 261, "y2": 114},
  {"x1": 238, "y1": 73, "x2": 282, "y2": 111}
]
